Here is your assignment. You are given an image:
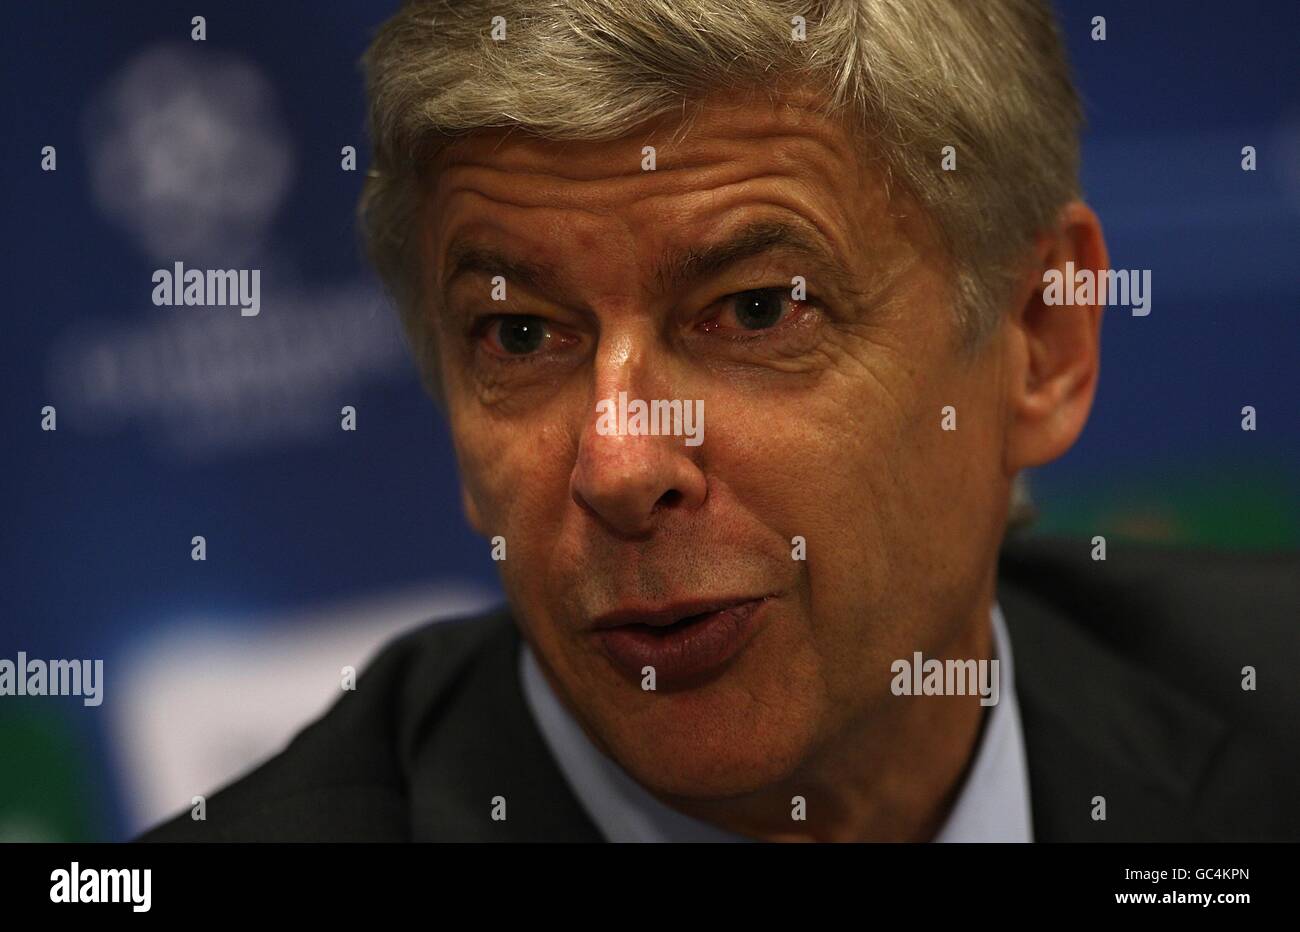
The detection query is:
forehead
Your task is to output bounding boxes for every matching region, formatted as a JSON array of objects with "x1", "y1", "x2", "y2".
[{"x1": 421, "y1": 88, "x2": 911, "y2": 302}]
